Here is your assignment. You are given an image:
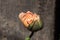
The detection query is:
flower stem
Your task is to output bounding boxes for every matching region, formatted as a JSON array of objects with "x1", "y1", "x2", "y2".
[
  {"x1": 25, "y1": 31, "x2": 34, "y2": 40},
  {"x1": 29, "y1": 31, "x2": 34, "y2": 38}
]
